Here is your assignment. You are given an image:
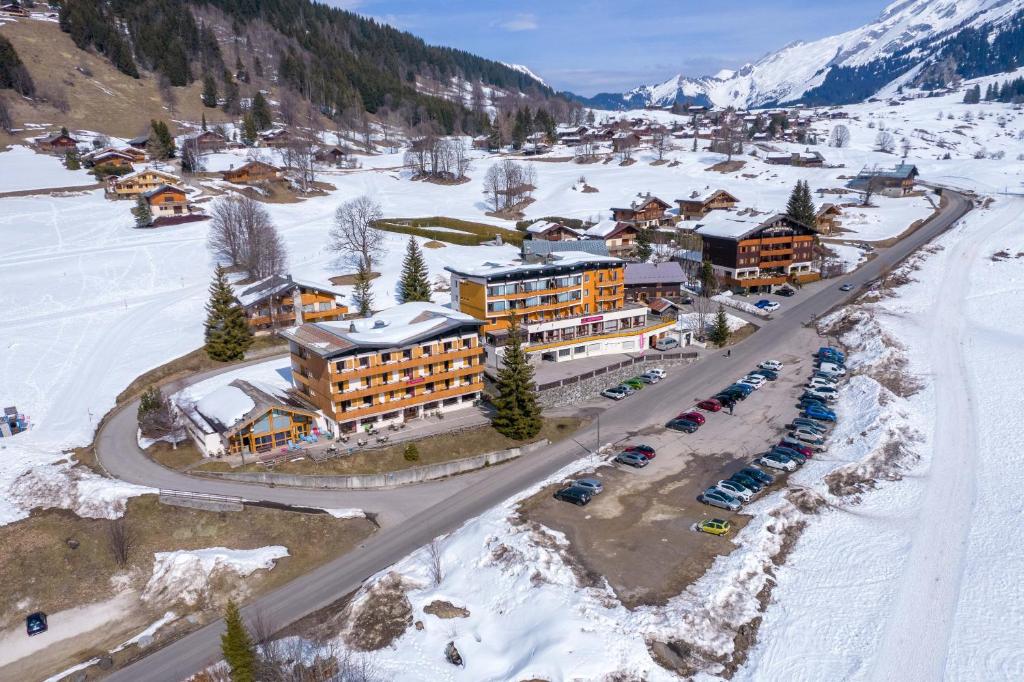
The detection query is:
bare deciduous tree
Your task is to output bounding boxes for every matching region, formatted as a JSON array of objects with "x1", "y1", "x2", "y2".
[
  {"x1": 426, "y1": 539, "x2": 444, "y2": 586},
  {"x1": 875, "y1": 131, "x2": 896, "y2": 153},
  {"x1": 651, "y1": 128, "x2": 672, "y2": 161},
  {"x1": 712, "y1": 107, "x2": 743, "y2": 161},
  {"x1": 283, "y1": 137, "x2": 317, "y2": 191},
  {"x1": 208, "y1": 195, "x2": 287, "y2": 279},
  {"x1": 139, "y1": 391, "x2": 185, "y2": 449},
  {"x1": 829, "y1": 125, "x2": 850, "y2": 148},
  {"x1": 483, "y1": 159, "x2": 535, "y2": 212},
  {"x1": 107, "y1": 518, "x2": 134, "y2": 568},
  {"x1": 574, "y1": 138, "x2": 598, "y2": 162},
  {"x1": 330, "y1": 196, "x2": 384, "y2": 269}
]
